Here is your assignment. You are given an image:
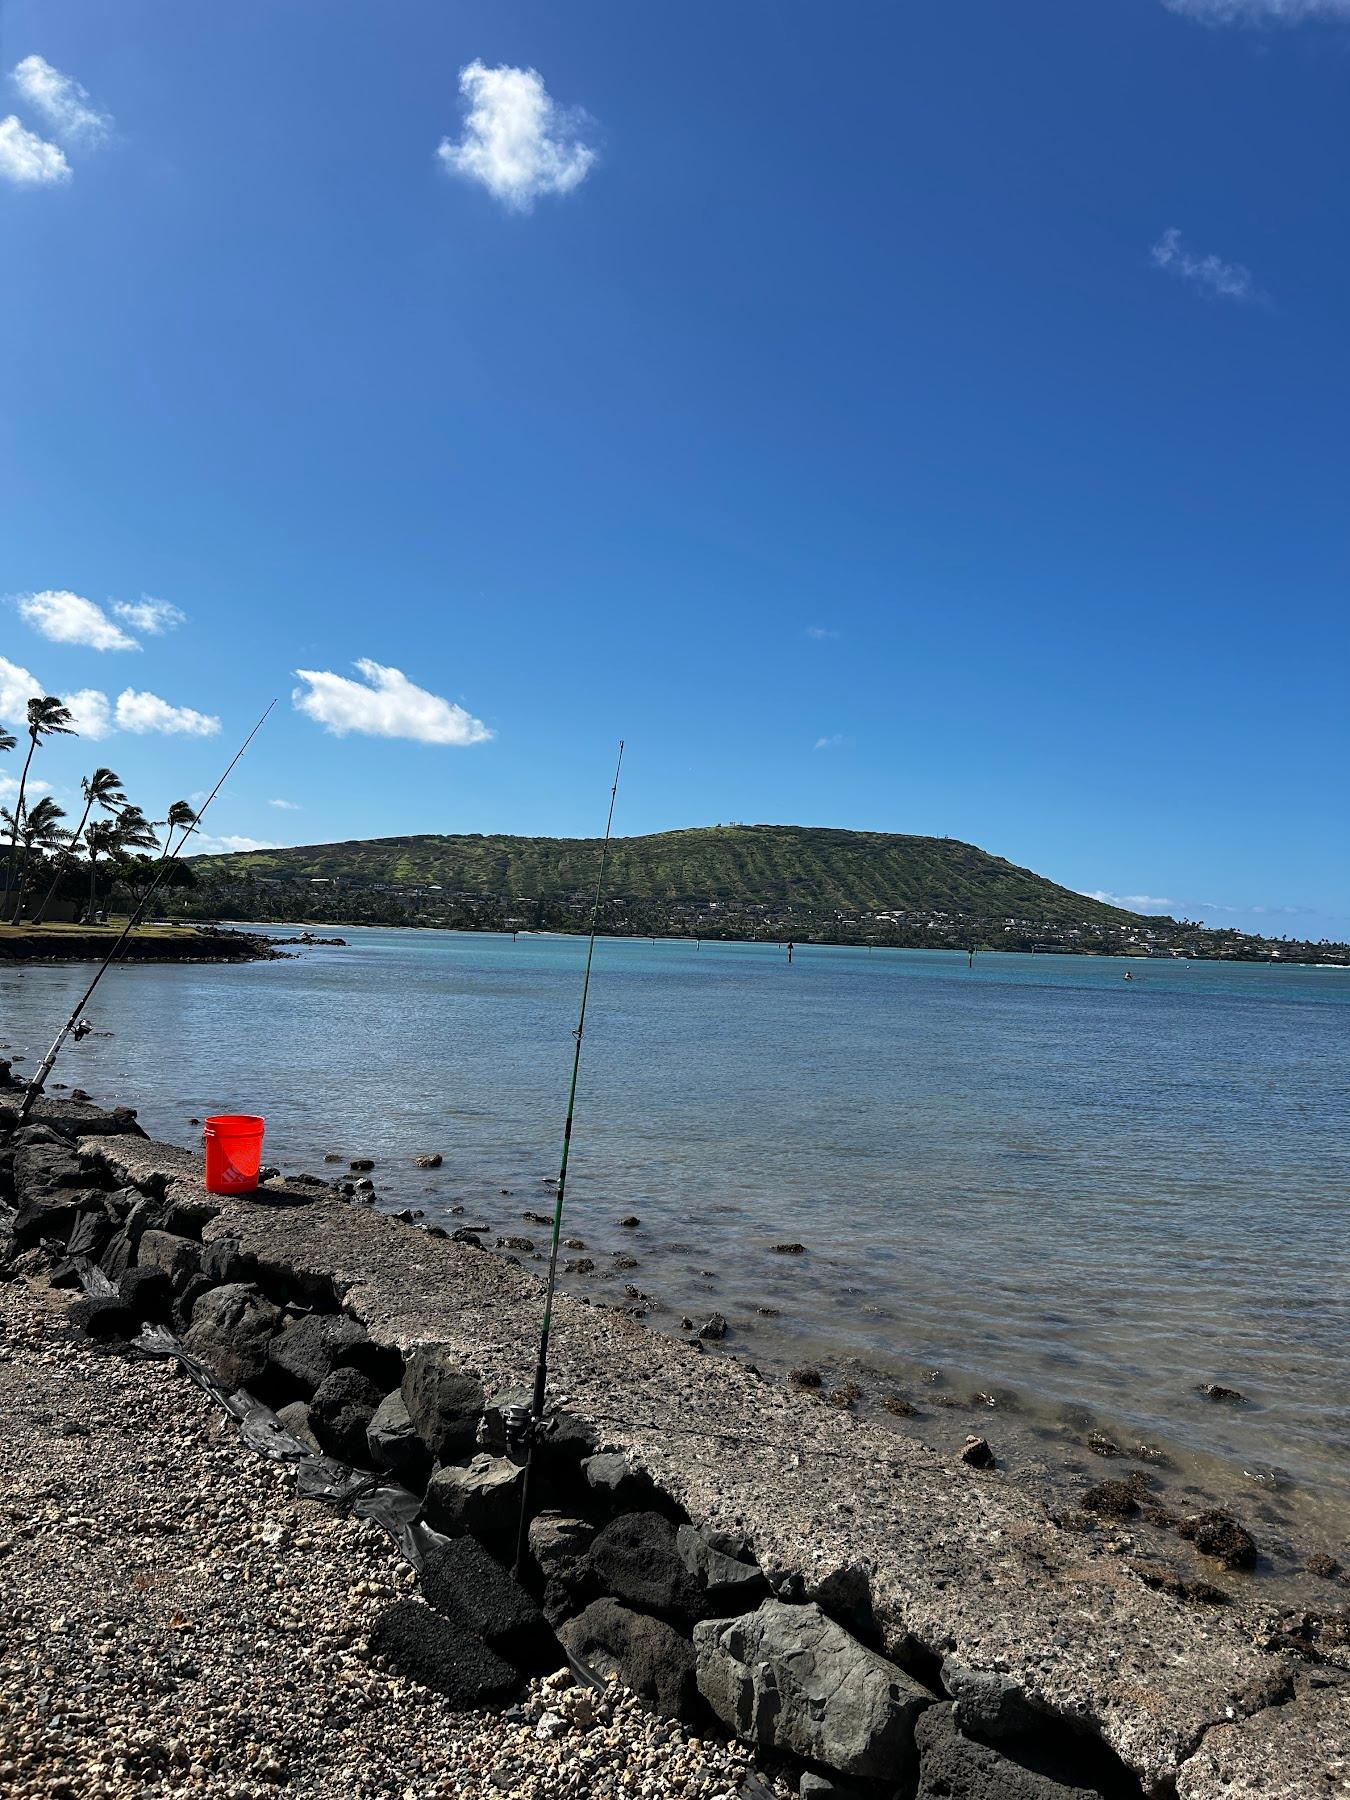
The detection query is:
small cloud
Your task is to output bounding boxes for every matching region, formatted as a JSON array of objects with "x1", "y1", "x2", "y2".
[
  {"x1": 112, "y1": 596, "x2": 186, "y2": 635},
  {"x1": 0, "y1": 773, "x2": 51, "y2": 804},
  {"x1": 293, "y1": 658, "x2": 491, "y2": 746},
  {"x1": 437, "y1": 60, "x2": 596, "y2": 212},
  {"x1": 64, "y1": 688, "x2": 113, "y2": 739},
  {"x1": 814, "y1": 733, "x2": 848, "y2": 751},
  {"x1": 114, "y1": 689, "x2": 221, "y2": 736},
  {"x1": 1162, "y1": 0, "x2": 1350, "y2": 21},
  {"x1": 0, "y1": 654, "x2": 43, "y2": 721},
  {"x1": 193, "y1": 833, "x2": 278, "y2": 855},
  {"x1": 806, "y1": 626, "x2": 839, "y2": 641},
  {"x1": 0, "y1": 114, "x2": 69, "y2": 185},
  {"x1": 268, "y1": 798, "x2": 301, "y2": 811},
  {"x1": 11, "y1": 54, "x2": 111, "y2": 146},
  {"x1": 16, "y1": 589, "x2": 139, "y2": 650},
  {"x1": 1150, "y1": 228, "x2": 1263, "y2": 304},
  {"x1": 1089, "y1": 891, "x2": 1177, "y2": 911}
]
